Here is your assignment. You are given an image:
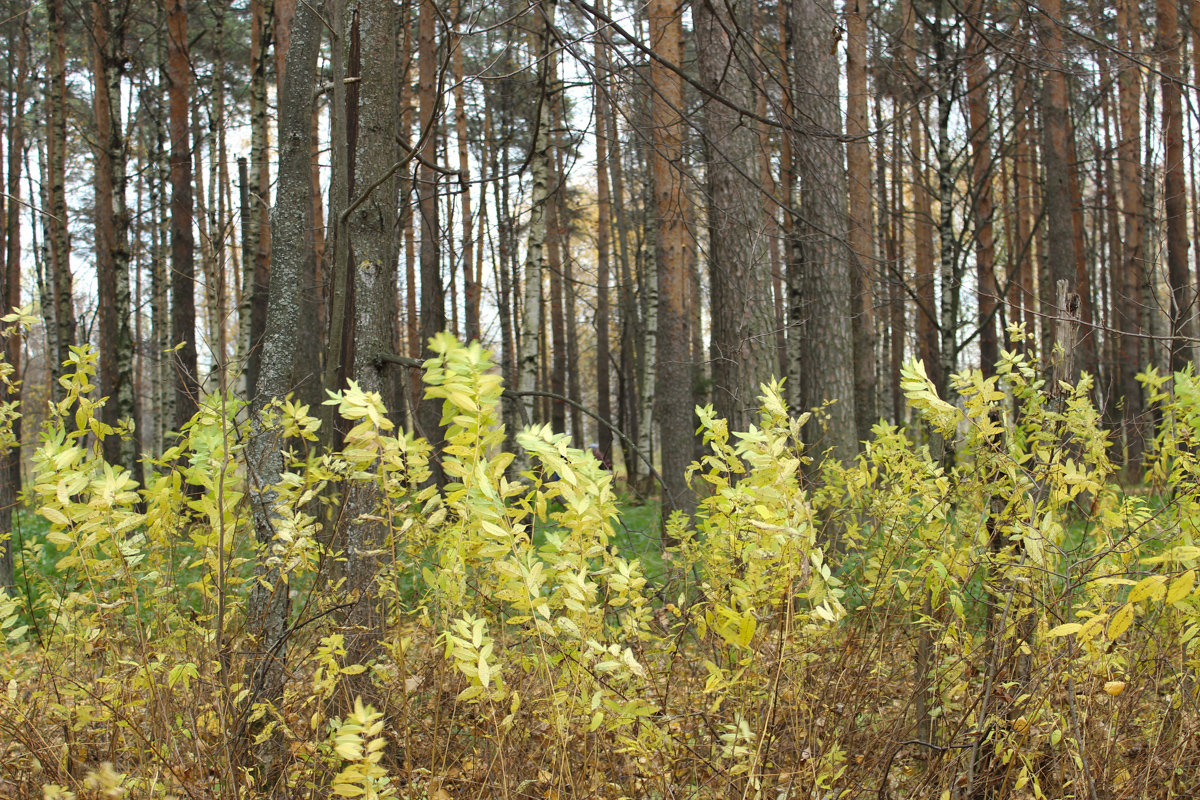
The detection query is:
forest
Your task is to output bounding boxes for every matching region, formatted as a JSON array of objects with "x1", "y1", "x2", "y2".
[{"x1": 1, "y1": 0, "x2": 1200, "y2": 797}]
